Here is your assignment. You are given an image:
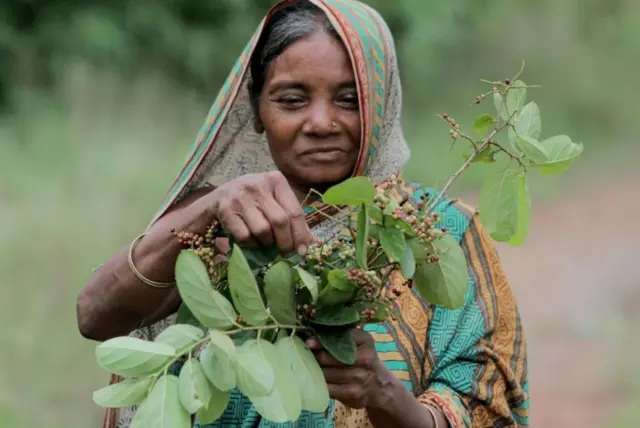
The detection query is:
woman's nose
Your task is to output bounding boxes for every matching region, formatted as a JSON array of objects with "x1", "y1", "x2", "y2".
[{"x1": 302, "y1": 101, "x2": 337, "y2": 136}]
